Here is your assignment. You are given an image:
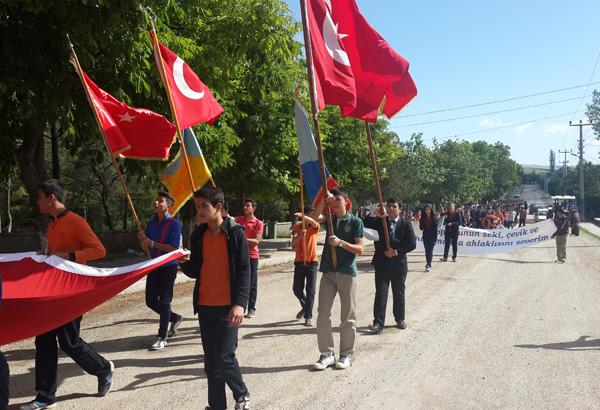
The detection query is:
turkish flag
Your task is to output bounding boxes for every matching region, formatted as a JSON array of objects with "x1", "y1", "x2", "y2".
[
  {"x1": 151, "y1": 32, "x2": 224, "y2": 129},
  {"x1": 81, "y1": 70, "x2": 176, "y2": 160},
  {"x1": 308, "y1": 0, "x2": 417, "y2": 122},
  {"x1": 307, "y1": 0, "x2": 356, "y2": 110},
  {"x1": 0, "y1": 250, "x2": 185, "y2": 346}
]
